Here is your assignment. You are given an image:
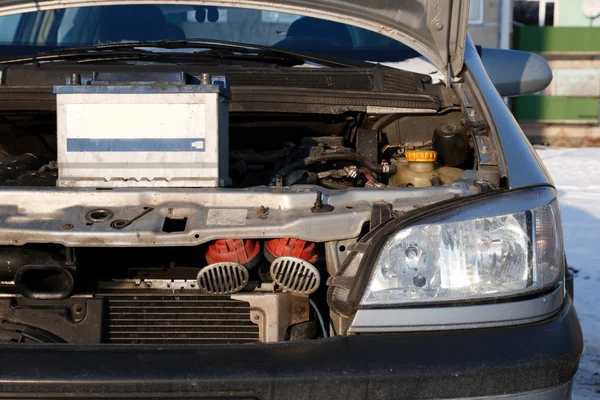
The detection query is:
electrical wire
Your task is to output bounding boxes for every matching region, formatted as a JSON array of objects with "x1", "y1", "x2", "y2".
[
  {"x1": 271, "y1": 152, "x2": 397, "y2": 186},
  {"x1": 309, "y1": 298, "x2": 329, "y2": 339},
  {"x1": 329, "y1": 319, "x2": 338, "y2": 337}
]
